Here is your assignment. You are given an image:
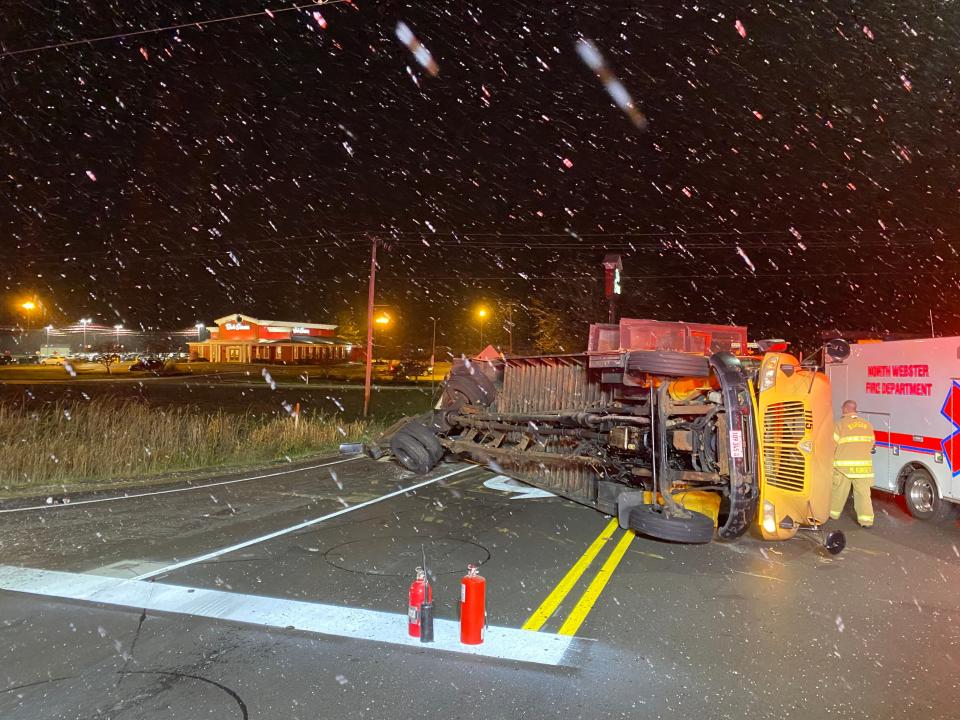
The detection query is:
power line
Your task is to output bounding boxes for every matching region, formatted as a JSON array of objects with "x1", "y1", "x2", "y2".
[
  {"x1": 200, "y1": 267, "x2": 960, "y2": 286},
  {"x1": 5, "y1": 224, "x2": 955, "y2": 265},
  {"x1": 327, "y1": 225, "x2": 956, "y2": 239},
  {"x1": 390, "y1": 239, "x2": 945, "y2": 249},
  {"x1": 387, "y1": 269, "x2": 960, "y2": 281},
  {"x1": 6, "y1": 223, "x2": 953, "y2": 261},
  {"x1": 7, "y1": 234, "x2": 361, "y2": 261},
  {"x1": 0, "y1": 1, "x2": 350, "y2": 60},
  {"x1": 4, "y1": 238, "x2": 944, "y2": 268}
]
